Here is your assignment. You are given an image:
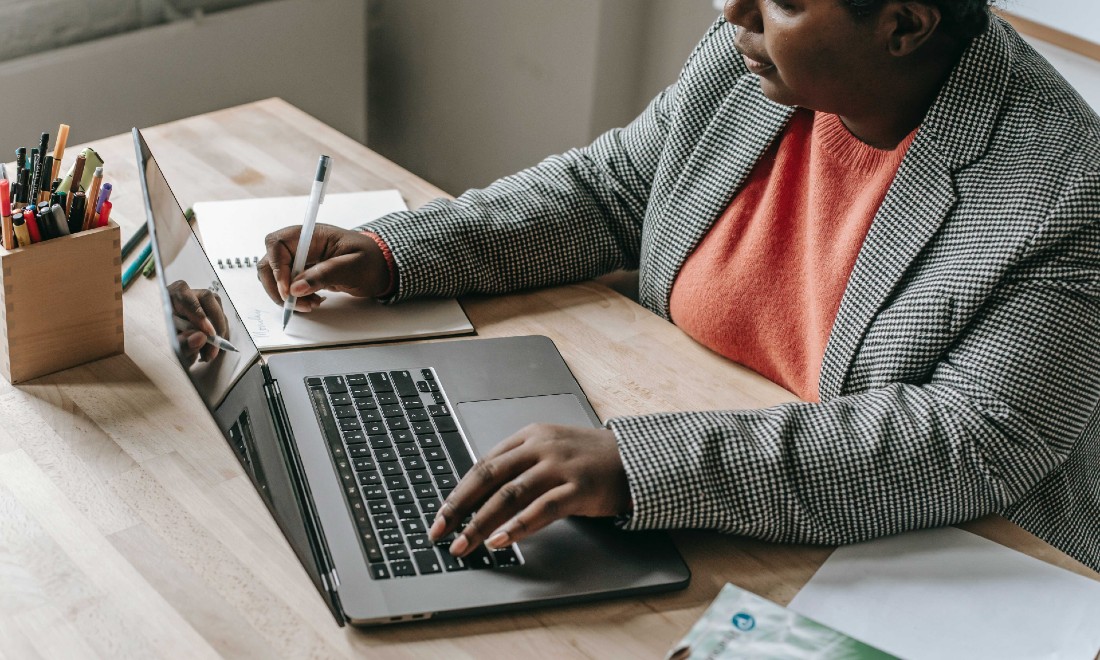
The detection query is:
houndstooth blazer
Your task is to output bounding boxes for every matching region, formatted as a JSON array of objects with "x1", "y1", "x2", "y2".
[{"x1": 367, "y1": 16, "x2": 1100, "y2": 569}]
